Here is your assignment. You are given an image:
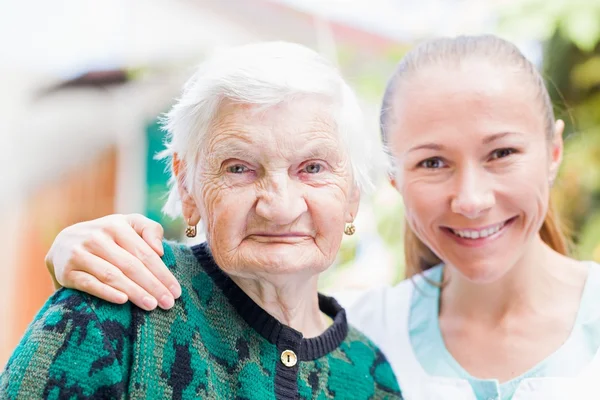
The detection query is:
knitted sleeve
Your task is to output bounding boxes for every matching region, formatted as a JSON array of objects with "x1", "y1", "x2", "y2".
[{"x1": 0, "y1": 289, "x2": 134, "y2": 400}]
